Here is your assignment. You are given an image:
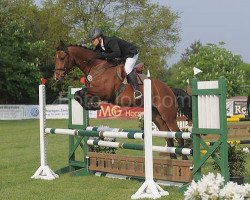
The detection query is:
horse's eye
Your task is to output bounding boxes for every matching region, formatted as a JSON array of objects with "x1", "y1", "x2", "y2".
[
  {"x1": 59, "y1": 56, "x2": 65, "y2": 61},
  {"x1": 56, "y1": 51, "x2": 67, "y2": 60}
]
